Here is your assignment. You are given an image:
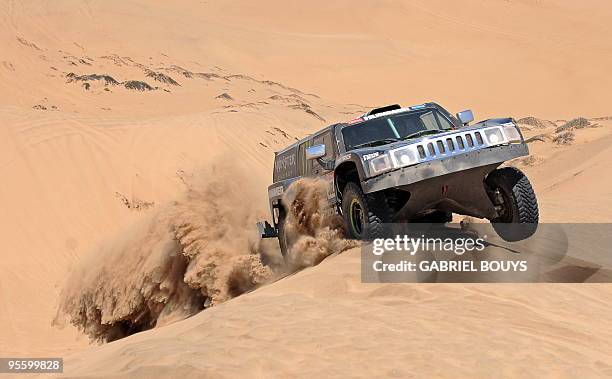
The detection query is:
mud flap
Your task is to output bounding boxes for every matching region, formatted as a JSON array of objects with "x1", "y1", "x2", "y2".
[{"x1": 256, "y1": 221, "x2": 278, "y2": 238}]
